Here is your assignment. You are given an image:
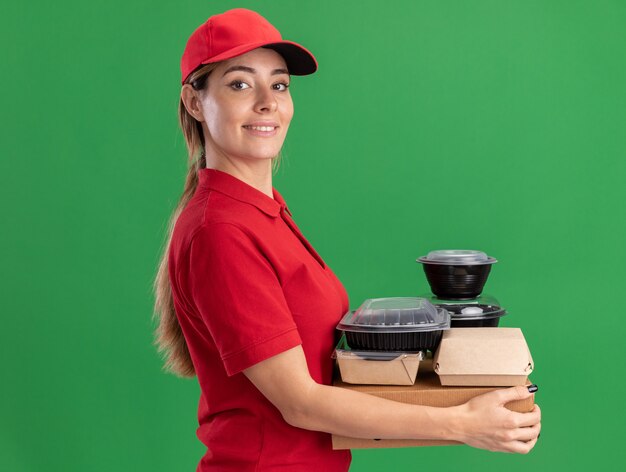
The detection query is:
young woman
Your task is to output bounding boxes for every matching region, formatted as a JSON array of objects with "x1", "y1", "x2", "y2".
[{"x1": 153, "y1": 8, "x2": 541, "y2": 471}]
